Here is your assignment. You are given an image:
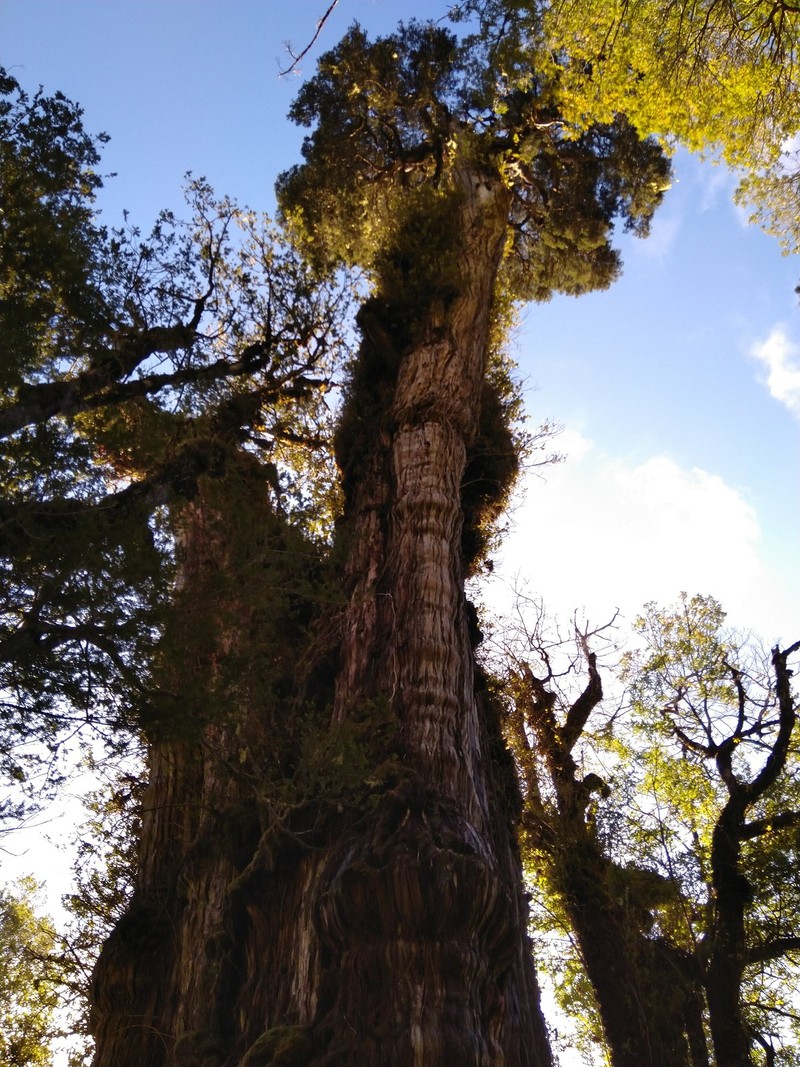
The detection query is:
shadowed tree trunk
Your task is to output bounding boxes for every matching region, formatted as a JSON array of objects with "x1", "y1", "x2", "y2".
[
  {"x1": 705, "y1": 793, "x2": 752, "y2": 1067},
  {"x1": 89, "y1": 164, "x2": 553, "y2": 1067},
  {"x1": 509, "y1": 657, "x2": 709, "y2": 1067}
]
